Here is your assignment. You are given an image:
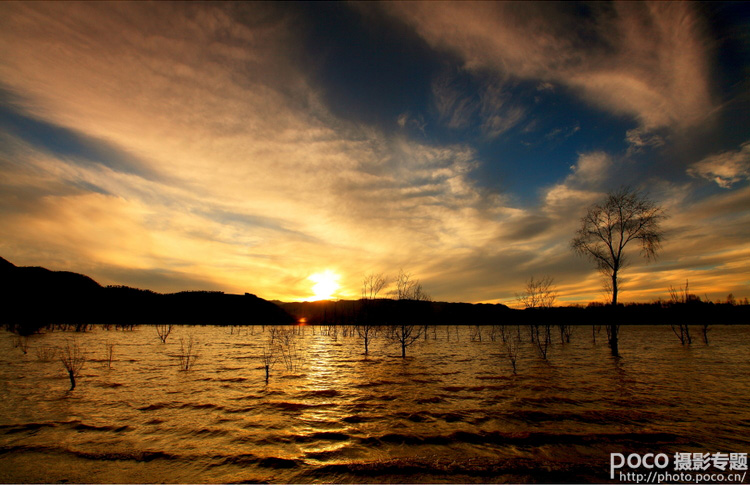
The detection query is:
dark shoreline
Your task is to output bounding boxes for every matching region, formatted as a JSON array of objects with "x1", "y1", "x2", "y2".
[{"x1": 2, "y1": 256, "x2": 748, "y2": 335}]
